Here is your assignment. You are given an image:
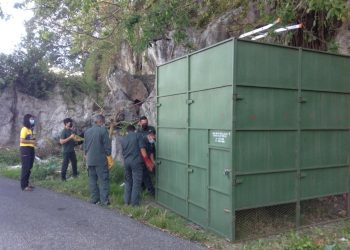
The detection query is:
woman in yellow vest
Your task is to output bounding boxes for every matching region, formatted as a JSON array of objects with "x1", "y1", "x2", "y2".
[{"x1": 19, "y1": 114, "x2": 36, "y2": 191}]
